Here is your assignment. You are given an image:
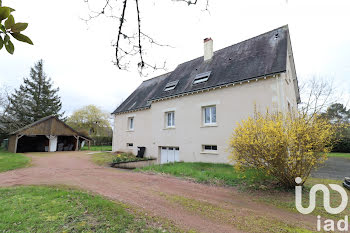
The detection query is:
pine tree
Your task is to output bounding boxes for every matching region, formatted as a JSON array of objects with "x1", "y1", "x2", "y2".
[{"x1": 2, "y1": 60, "x2": 64, "y2": 133}]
